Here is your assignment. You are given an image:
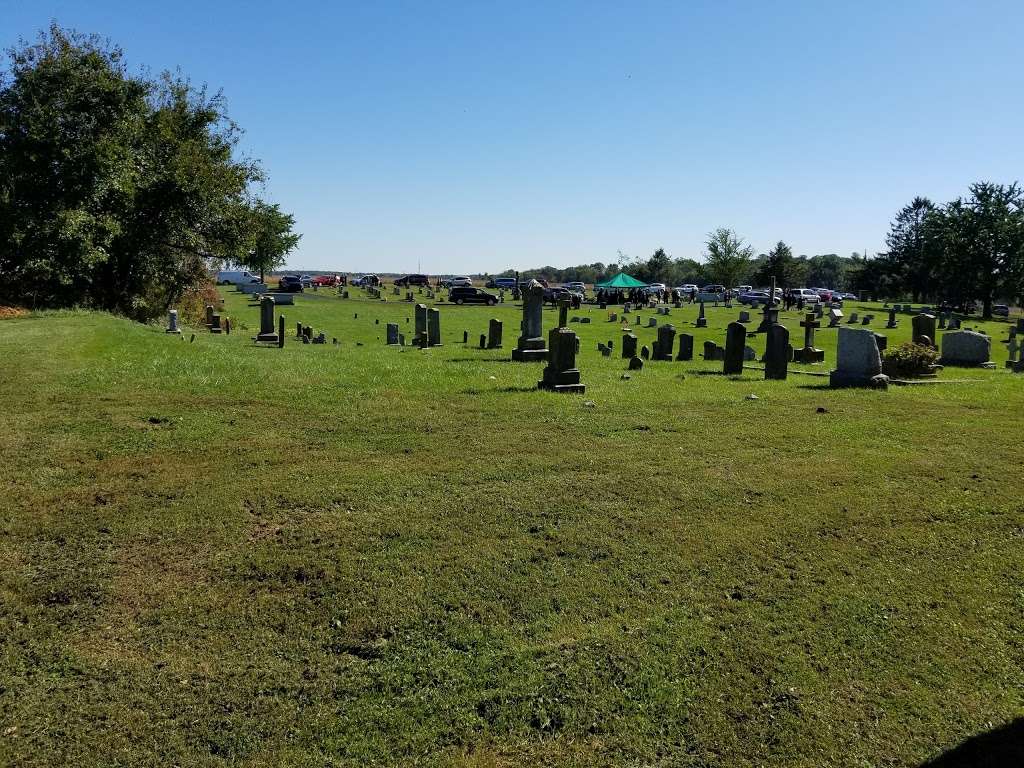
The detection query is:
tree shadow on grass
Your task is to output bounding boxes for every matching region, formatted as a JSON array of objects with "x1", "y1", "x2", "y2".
[
  {"x1": 918, "y1": 718, "x2": 1024, "y2": 767},
  {"x1": 459, "y1": 385, "x2": 536, "y2": 395},
  {"x1": 795, "y1": 383, "x2": 832, "y2": 390}
]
